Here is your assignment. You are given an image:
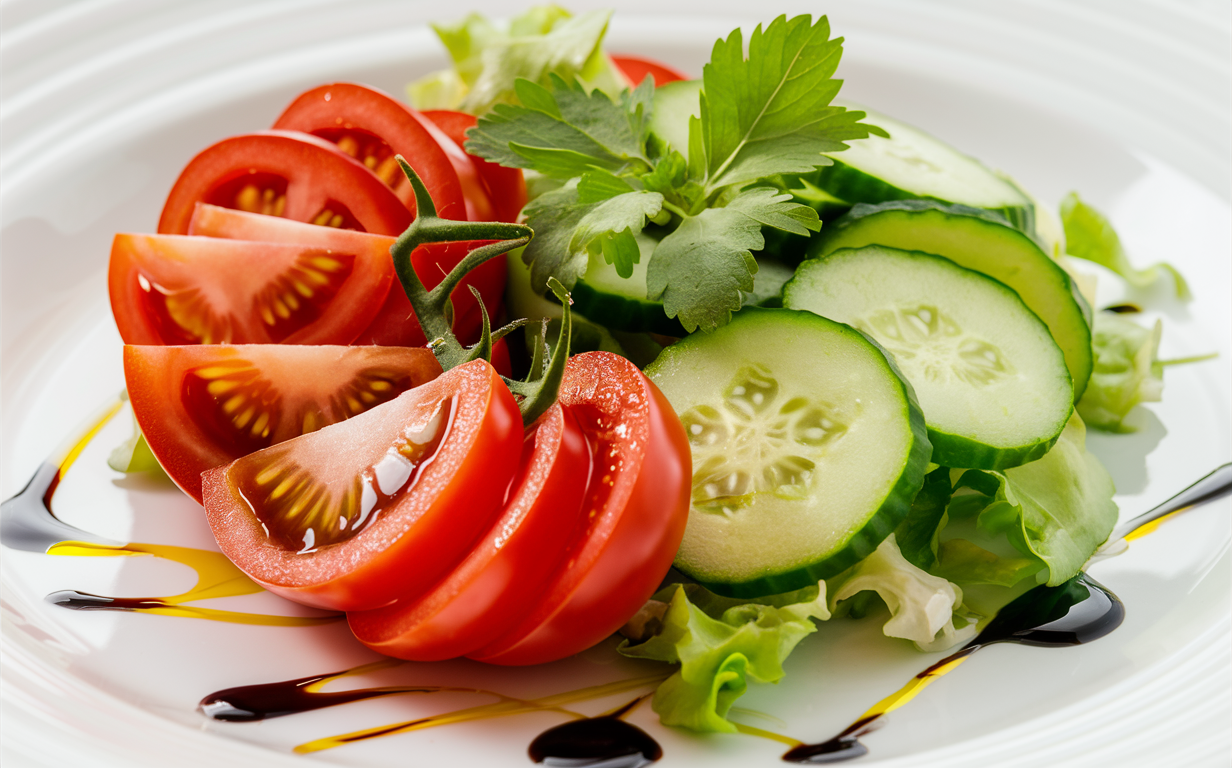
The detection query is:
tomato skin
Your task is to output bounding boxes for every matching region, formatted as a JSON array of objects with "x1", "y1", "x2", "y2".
[
  {"x1": 109, "y1": 232, "x2": 393, "y2": 346},
  {"x1": 421, "y1": 110, "x2": 528, "y2": 224},
  {"x1": 347, "y1": 404, "x2": 590, "y2": 660},
  {"x1": 468, "y1": 352, "x2": 692, "y2": 666},
  {"x1": 202, "y1": 359, "x2": 522, "y2": 611},
  {"x1": 611, "y1": 55, "x2": 690, "y2": 87},
  {"x1": 125, "y1": 344, "x2": 442, "y2": 502},
  {"x1": 158, "y1": 131, "x2": 412, "y2": 237}
]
